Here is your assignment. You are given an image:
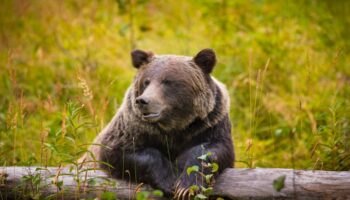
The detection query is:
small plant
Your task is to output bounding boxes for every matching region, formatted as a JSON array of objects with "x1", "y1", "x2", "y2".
[
  {"x1": 19, "y1": 167, "x2": 50, "y2": 199},
  {"x1": 186, "y1": 151, "x2": 219, "y2": 200}
]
